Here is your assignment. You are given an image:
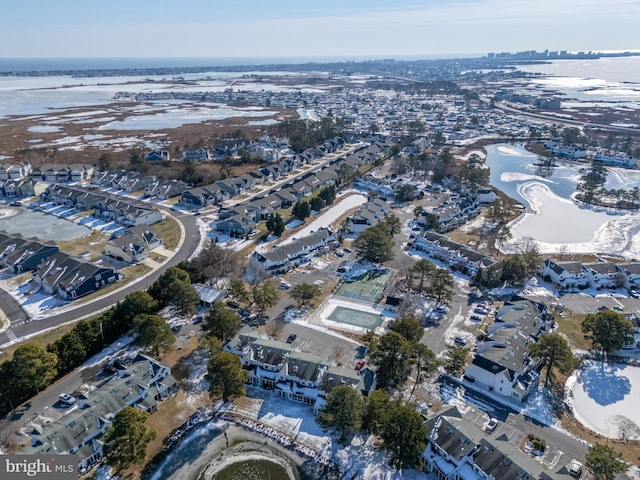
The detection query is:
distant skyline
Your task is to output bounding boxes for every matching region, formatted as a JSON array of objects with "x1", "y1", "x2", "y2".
[{"x1": 2, "y1": 0, "x2": 639, "y2": 59}]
